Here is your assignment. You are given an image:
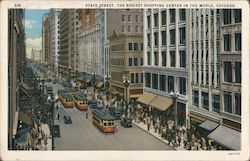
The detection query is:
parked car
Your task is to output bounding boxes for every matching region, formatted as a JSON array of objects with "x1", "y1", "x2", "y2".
[
  {"x1": 64, "y1": 115, "x2": 72, "y2": 124},
  {"x1": 120, "y1": 116, "x2": 132, "y2": 128},
  {"x1": 53, "y1": 120, "x2": 60, "y2": 137}
]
